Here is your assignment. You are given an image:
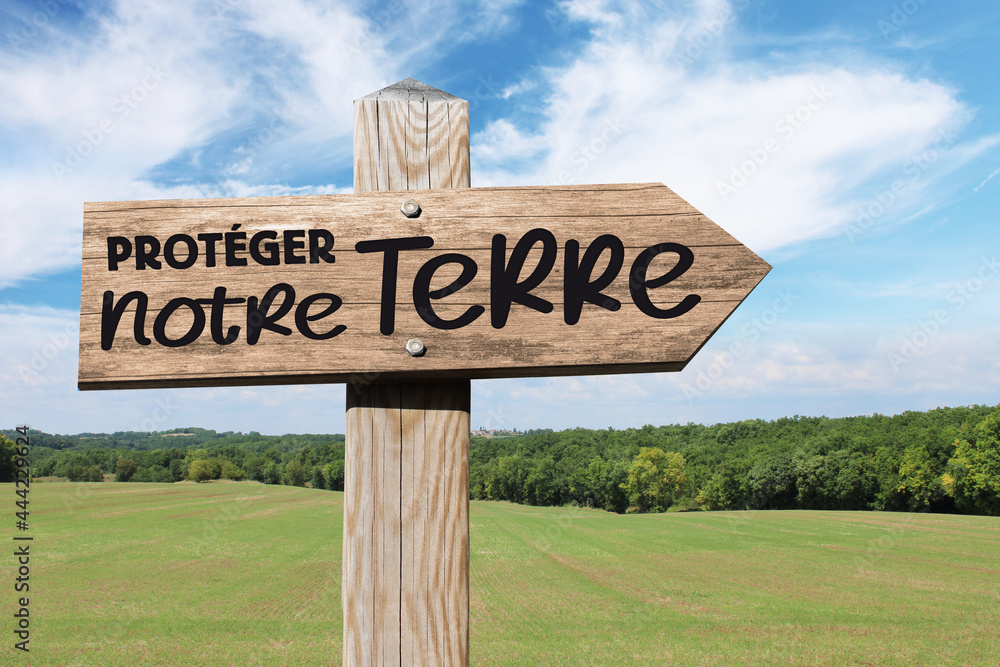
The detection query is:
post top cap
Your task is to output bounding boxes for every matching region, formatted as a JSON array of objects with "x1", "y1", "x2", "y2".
[{"x1": 357, "y1": 77, "x2": 465, "y2": 103}]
